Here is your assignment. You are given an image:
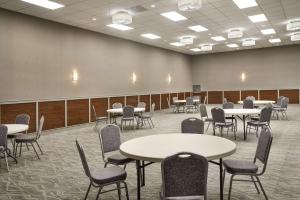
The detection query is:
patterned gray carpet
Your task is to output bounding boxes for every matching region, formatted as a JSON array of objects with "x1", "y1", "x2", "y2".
[{"x1": 1, "y1": 105, "x2": 300, "y2": 200}]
